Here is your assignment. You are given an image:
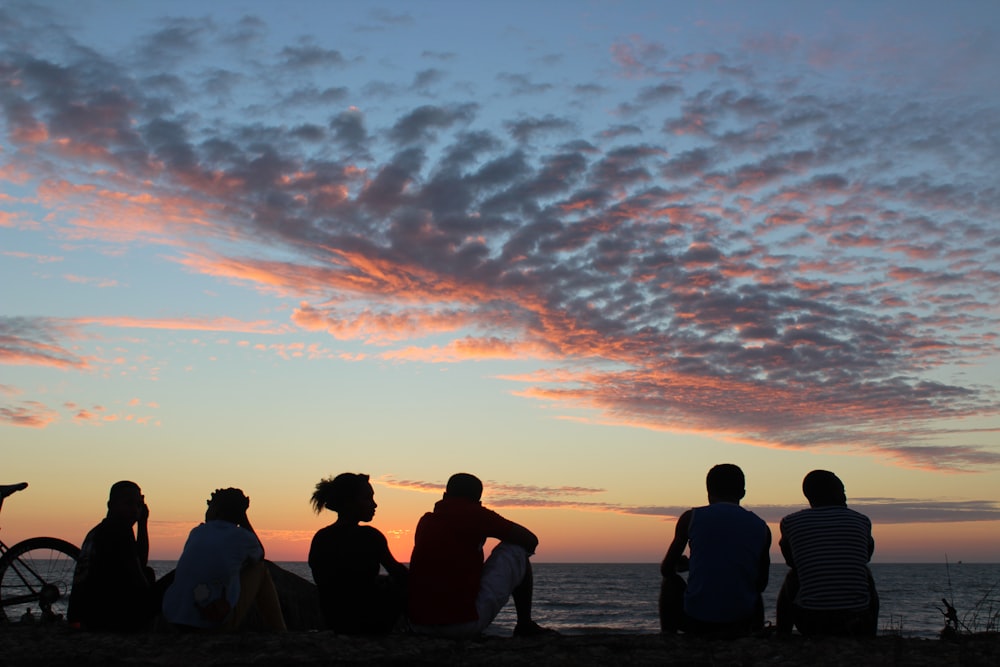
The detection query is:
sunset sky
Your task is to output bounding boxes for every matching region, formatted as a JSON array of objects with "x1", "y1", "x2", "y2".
[{"x1": 2, "y1": 1, "x2": 999, "y2": 564}]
